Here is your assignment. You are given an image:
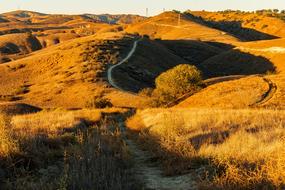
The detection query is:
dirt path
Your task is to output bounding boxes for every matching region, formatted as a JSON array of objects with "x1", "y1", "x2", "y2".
[
  {"x1": 107, "y1": 39, "x2": 140, "y2": 91},
  {"x1": 251, "y1": 77, "x2": 277, "y2": 107},
  {"x1": 237, "y1": 47, "x2": 285, "y2": 53},
  {"x1": 110, "y1": 114, "x2": 197, "y2": 190}
]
